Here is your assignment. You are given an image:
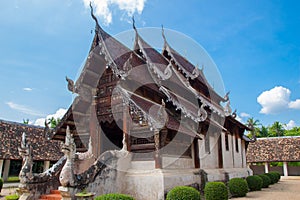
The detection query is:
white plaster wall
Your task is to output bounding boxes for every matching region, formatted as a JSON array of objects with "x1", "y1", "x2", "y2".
[
  {"x1": 163, "y1": 169, "x2": 200, "y2": 191},
  {"x1": 233, "y1": 137, "x2": 243, "y2": 168},
  {"x1": 199, "y1": 133, "x2": 219, "y2": 169},
  {"x1": 241, "y1": 140, "x2": 247, "y2": 168},
  {"x1": 123, "y1": 169, "x2": 199, "y2": 200},
  {"x1": 162, "y1": 157, "x2": 193, "y2": 169},
  {"x1": 124, "y1": 169, "x2": 165, "y2": 200},
  {"x1": 221, "y1": 132, "x2": 234, "y2": 169}
]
